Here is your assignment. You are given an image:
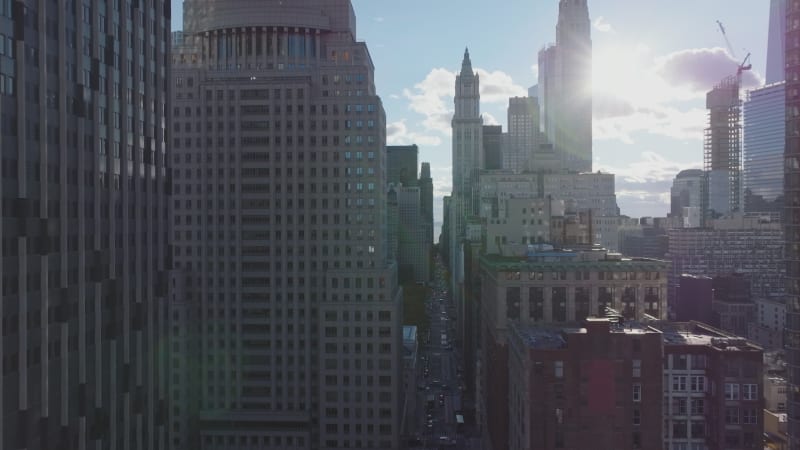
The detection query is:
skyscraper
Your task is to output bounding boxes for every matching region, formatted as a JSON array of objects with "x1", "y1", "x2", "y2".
[
  {"x1": 169, "y1": 1, "x2": 402, "y2": 448},
  {"x1": 506, "y1": 97, "x2": 541, "y2": 172},
  {"x1": 0, "y1": 1, "x2": 171, "y2": 449},
  {"x1": 449, "y1": 48, "x2": 483, "y2": 319},
  {"x1": 785, "y1": 0, "x2": 800, "y2": 447},
  {"x1": 538, "y1": 0, "x2": 593, "y2": 173},
  {"x1": 743, "y1": 82, "x2": 785, "y2": 215},
  {"x1": 704, "y1": 77, "x2": 743, "y2": 217},
  {"x1": 670, "y1": 169, "x2": 704, "y2": 217},
  {"x1": 768, "y1": 0, "x2": 787, "y2": 84}
]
